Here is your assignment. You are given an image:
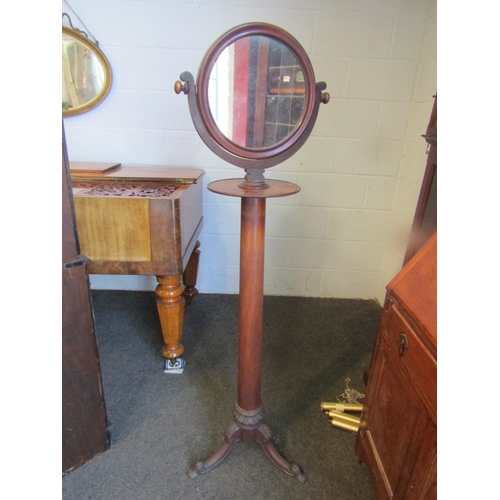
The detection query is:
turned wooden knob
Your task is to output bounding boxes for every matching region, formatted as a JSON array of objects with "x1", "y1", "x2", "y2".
[
  {"x1": 174, "y1": 80, "x2": 188, "y2": 94},
  {"x1": 321, "y1": 92, "x2": 330, "y2": 104}
]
